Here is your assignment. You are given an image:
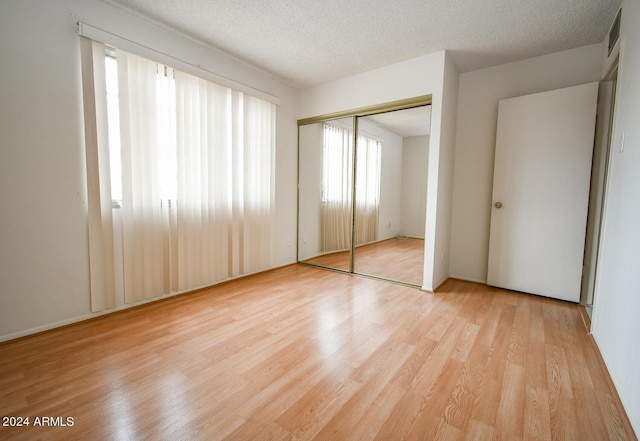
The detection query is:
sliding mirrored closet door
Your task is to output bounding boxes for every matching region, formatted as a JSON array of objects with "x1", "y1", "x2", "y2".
[
  {"x1": 297, "y1": 98, "x2": 431, "y2": 287},
  {"x1": 354, "y1": 107, "x2": 430, "y2": 286},
  {"x1": 298, "y1": 117, "x2": 354, "y2": 273}
]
